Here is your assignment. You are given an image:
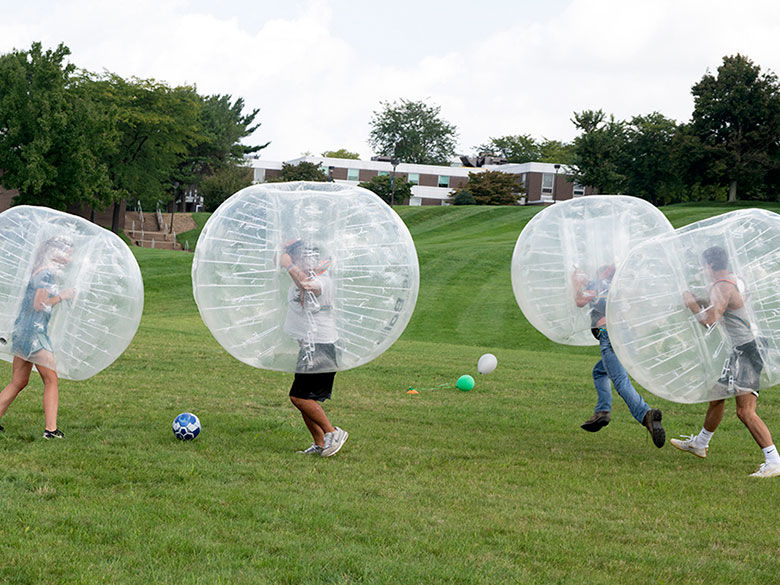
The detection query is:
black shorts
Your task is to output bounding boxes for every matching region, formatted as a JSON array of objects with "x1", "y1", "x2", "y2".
[
  {"x1": 289, "y1": 372, "x2": 336, "y2": 402},
  {"x1": 289, "y1": 343, "x2": 338, "y2": 402},
  {"x1": 717, "y1": 340, "x2": 764, "y2": 395}
]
